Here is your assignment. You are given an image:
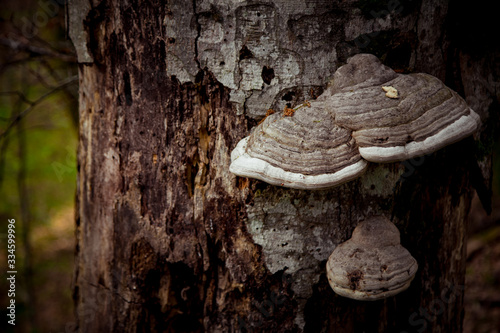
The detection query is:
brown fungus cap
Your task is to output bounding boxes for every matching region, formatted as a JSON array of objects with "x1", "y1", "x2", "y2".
[
  {"x1": 327, "y1": 54, "x2": 480, "y2": 162},
  {"x1": 326, "y1": 216, "x2": 418, "y2": 301},
  {"x1": 229, "y1": 99, "x2": 367, "y2": 190},
  {"x1": 327, "y1": 53, "x2": 398, "y2": 94}
]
